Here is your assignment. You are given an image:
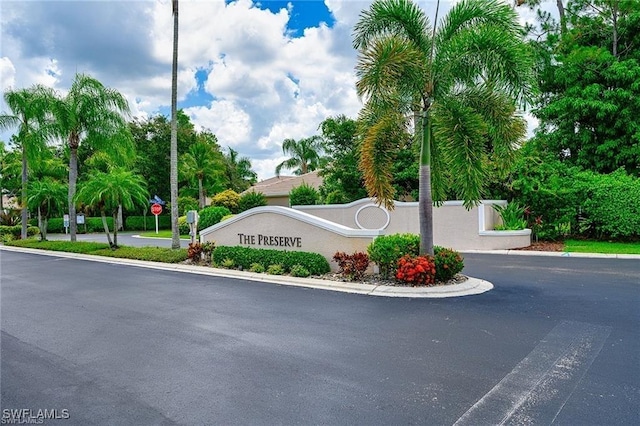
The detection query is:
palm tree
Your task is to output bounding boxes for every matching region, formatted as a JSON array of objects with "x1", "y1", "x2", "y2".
[
  {"x1": 223, "y1": 147, "x2": 257, "y2": 192},
  {"x1": 275, "y1": 136, "x2": 325, "y2": 176},
  {"x1": 170, "y1": 0, "x2": 180, "y2": 249},
  {"x1": 75, "y1": 169, "x2": 148, "y2": 248},
  {"x1": 353, "y1": 0, "x2": 536, "y2": 255},
  {"x1": 52, "y1": 73, "x2": 131, "y2": 242},
  {"x1": 180, "y1": 138, "x2": 224, "y2": 209},
  {"x1": 27, "y1": 178, "x2": 67, "y2": 241},
  {"x1": 0, "y1": 86, "x2": 56, "y2": 239}
]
